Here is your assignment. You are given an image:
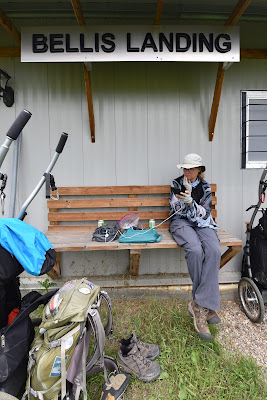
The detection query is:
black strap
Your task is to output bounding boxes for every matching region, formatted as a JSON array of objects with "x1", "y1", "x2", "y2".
[{"x1": 44, "y1": 173, "x2": 57, "y2": 199}]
